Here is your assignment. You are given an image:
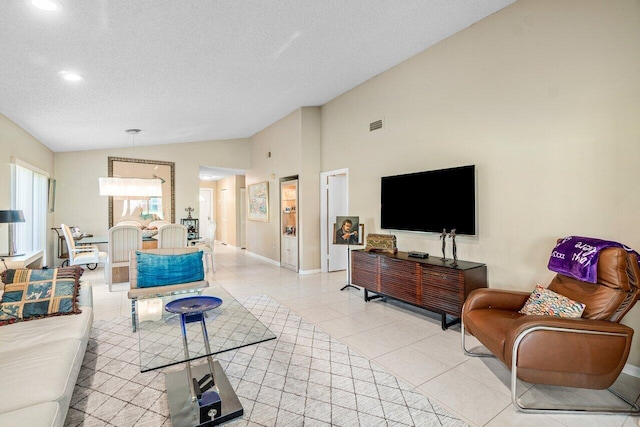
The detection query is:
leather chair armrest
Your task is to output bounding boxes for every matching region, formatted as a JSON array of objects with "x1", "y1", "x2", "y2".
[
  {"x1": 463, "y1": 288, "x2": 530, "y2": 316},
  {"x1": 504, "y1": 316, "x2": 634, "y2": 389}
]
